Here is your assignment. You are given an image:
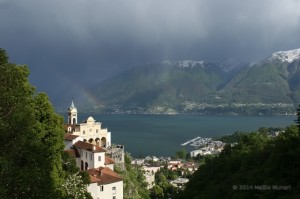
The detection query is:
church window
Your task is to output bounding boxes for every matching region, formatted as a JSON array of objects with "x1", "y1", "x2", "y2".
[
  {"x1": 100, "y1": 186, "x2": 104, "y2": 191},
  {"x1": 86, "y1": 152, "x2": 87, "y2": 158},
  {"x1": 83, "y1": 130, "x2": 85, "y2": 134},
  {"x1": 98, "y1": 156, "x2": 101, "y2": 161},
  {"x1": 90, "y1": 154, "x2": 93, "y2": 160},
  {"x1": 96, "y1": 129, "x2": 98, "y2": 133}
]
